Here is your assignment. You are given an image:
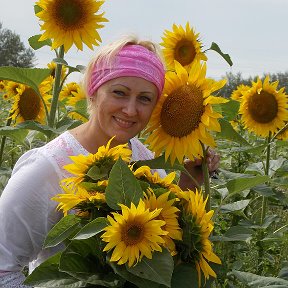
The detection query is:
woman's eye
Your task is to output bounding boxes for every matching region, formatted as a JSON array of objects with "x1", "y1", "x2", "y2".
[
  {"x1": 114, "y1": 90, "x2": 125, "y2": 96},
  {"x1": 139, "y1": 95, "x2": 152, "y2": 103}
]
